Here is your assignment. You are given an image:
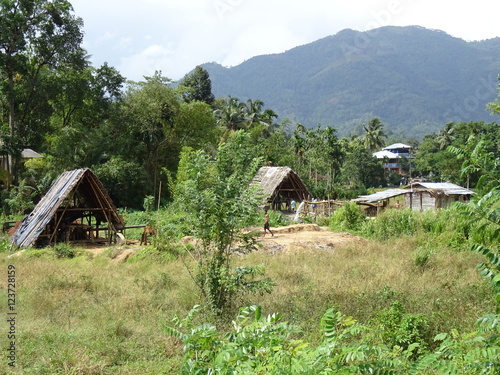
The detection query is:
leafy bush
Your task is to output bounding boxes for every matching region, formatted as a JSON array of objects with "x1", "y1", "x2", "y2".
[
  {"x1": 172, "y1": 133, "x2": 274, "y2": 314},
  {"x1": 373, "y1": 300, "x2": 430, "y2": 356},
  {"x1": 329, "y1": 202, "x2": 365, "y2": 231},
  {"x1": 53, "y1": 243, "x2": 76, "y2": 259},
  {"x1": 362, "y1": 208, "x2": 417, "y2": 239},
  {"x1": 167, "y1": 304, "x2": 500, "y2": 374},
  {"x1": 267, "y1": 209, "x2": 291, "y2": 227},
  {"x1": 93, "y1": 156, "x2": 149, "y2": 209},
  {"x1": 0, "y1": 237, "x2": 10, "y2": 252},
  {"x1": 4, "y1": 179, "x2": 35, "y2": 215},
  {"x1": 455, "y1": 190, "x2": 500, "y2": 309}
]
